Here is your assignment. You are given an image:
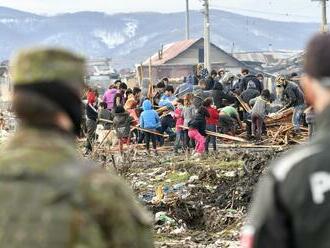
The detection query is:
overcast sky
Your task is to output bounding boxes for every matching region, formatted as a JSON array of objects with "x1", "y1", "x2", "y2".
[{"x1": 0, "y1": 0, "x2": 325, "y2": 22}]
